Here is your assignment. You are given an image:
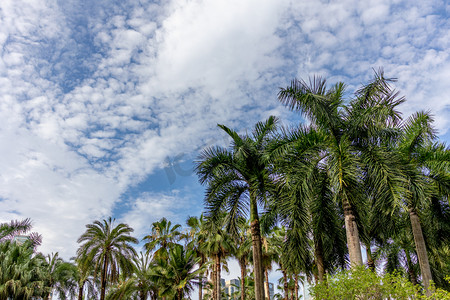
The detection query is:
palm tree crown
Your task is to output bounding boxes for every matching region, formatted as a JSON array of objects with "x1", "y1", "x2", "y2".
[{"x1": 77, "y1": 217, "x2": 138, "y2": 300}]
